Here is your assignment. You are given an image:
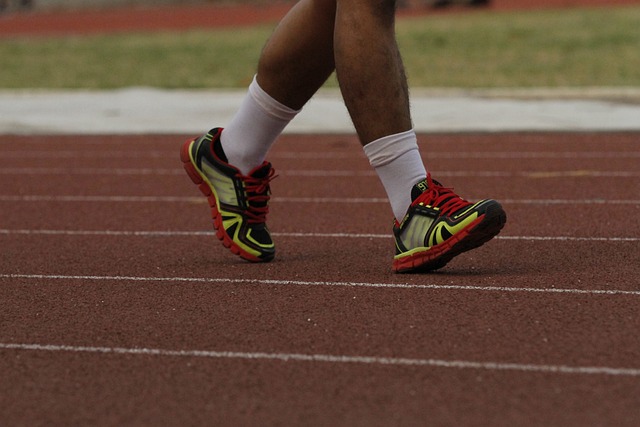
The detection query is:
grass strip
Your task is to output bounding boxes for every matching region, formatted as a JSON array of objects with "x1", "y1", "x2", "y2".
[{"x1": 1, "y1": 6, "x2": 639, "y2": 89}]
